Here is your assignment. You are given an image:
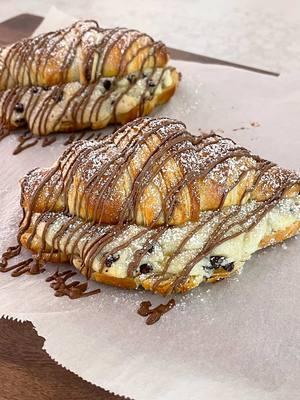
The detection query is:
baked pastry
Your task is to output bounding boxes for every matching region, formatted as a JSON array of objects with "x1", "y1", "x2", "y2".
[
  {"x1": 0, "y1": 21, "x2": 179, "y2": 137},
  {"x1": 0, "y1": 67, "x2": 179, "y2": 136},
  {"x1": 15, "y1": 117, "x2": 300, "y2": 294},
  {"x1": 0, "y1": 20, "x2": 169, "y2": 90}
]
